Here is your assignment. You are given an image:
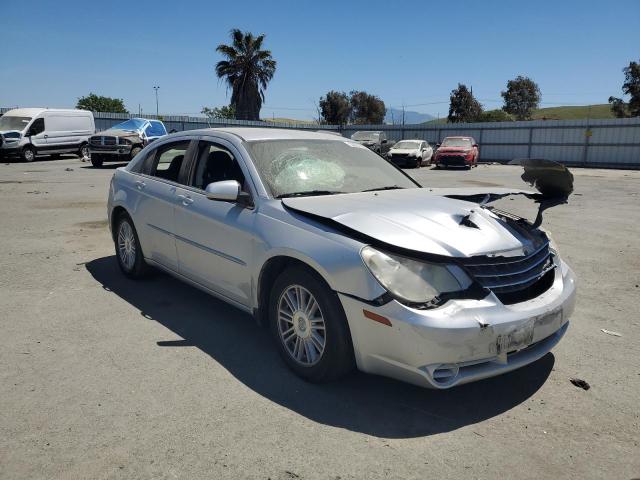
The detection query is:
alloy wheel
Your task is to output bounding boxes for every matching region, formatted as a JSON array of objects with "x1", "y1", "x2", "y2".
[
  {"x1": 81, "y1": 145, "x2": 90, "y2": 161},
  {"x1": 117, "y1": 220, "x2": 136, "y2": 271},
  {"x1": 277, "y1": 285, "x2": 326, "y2": 366}
]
